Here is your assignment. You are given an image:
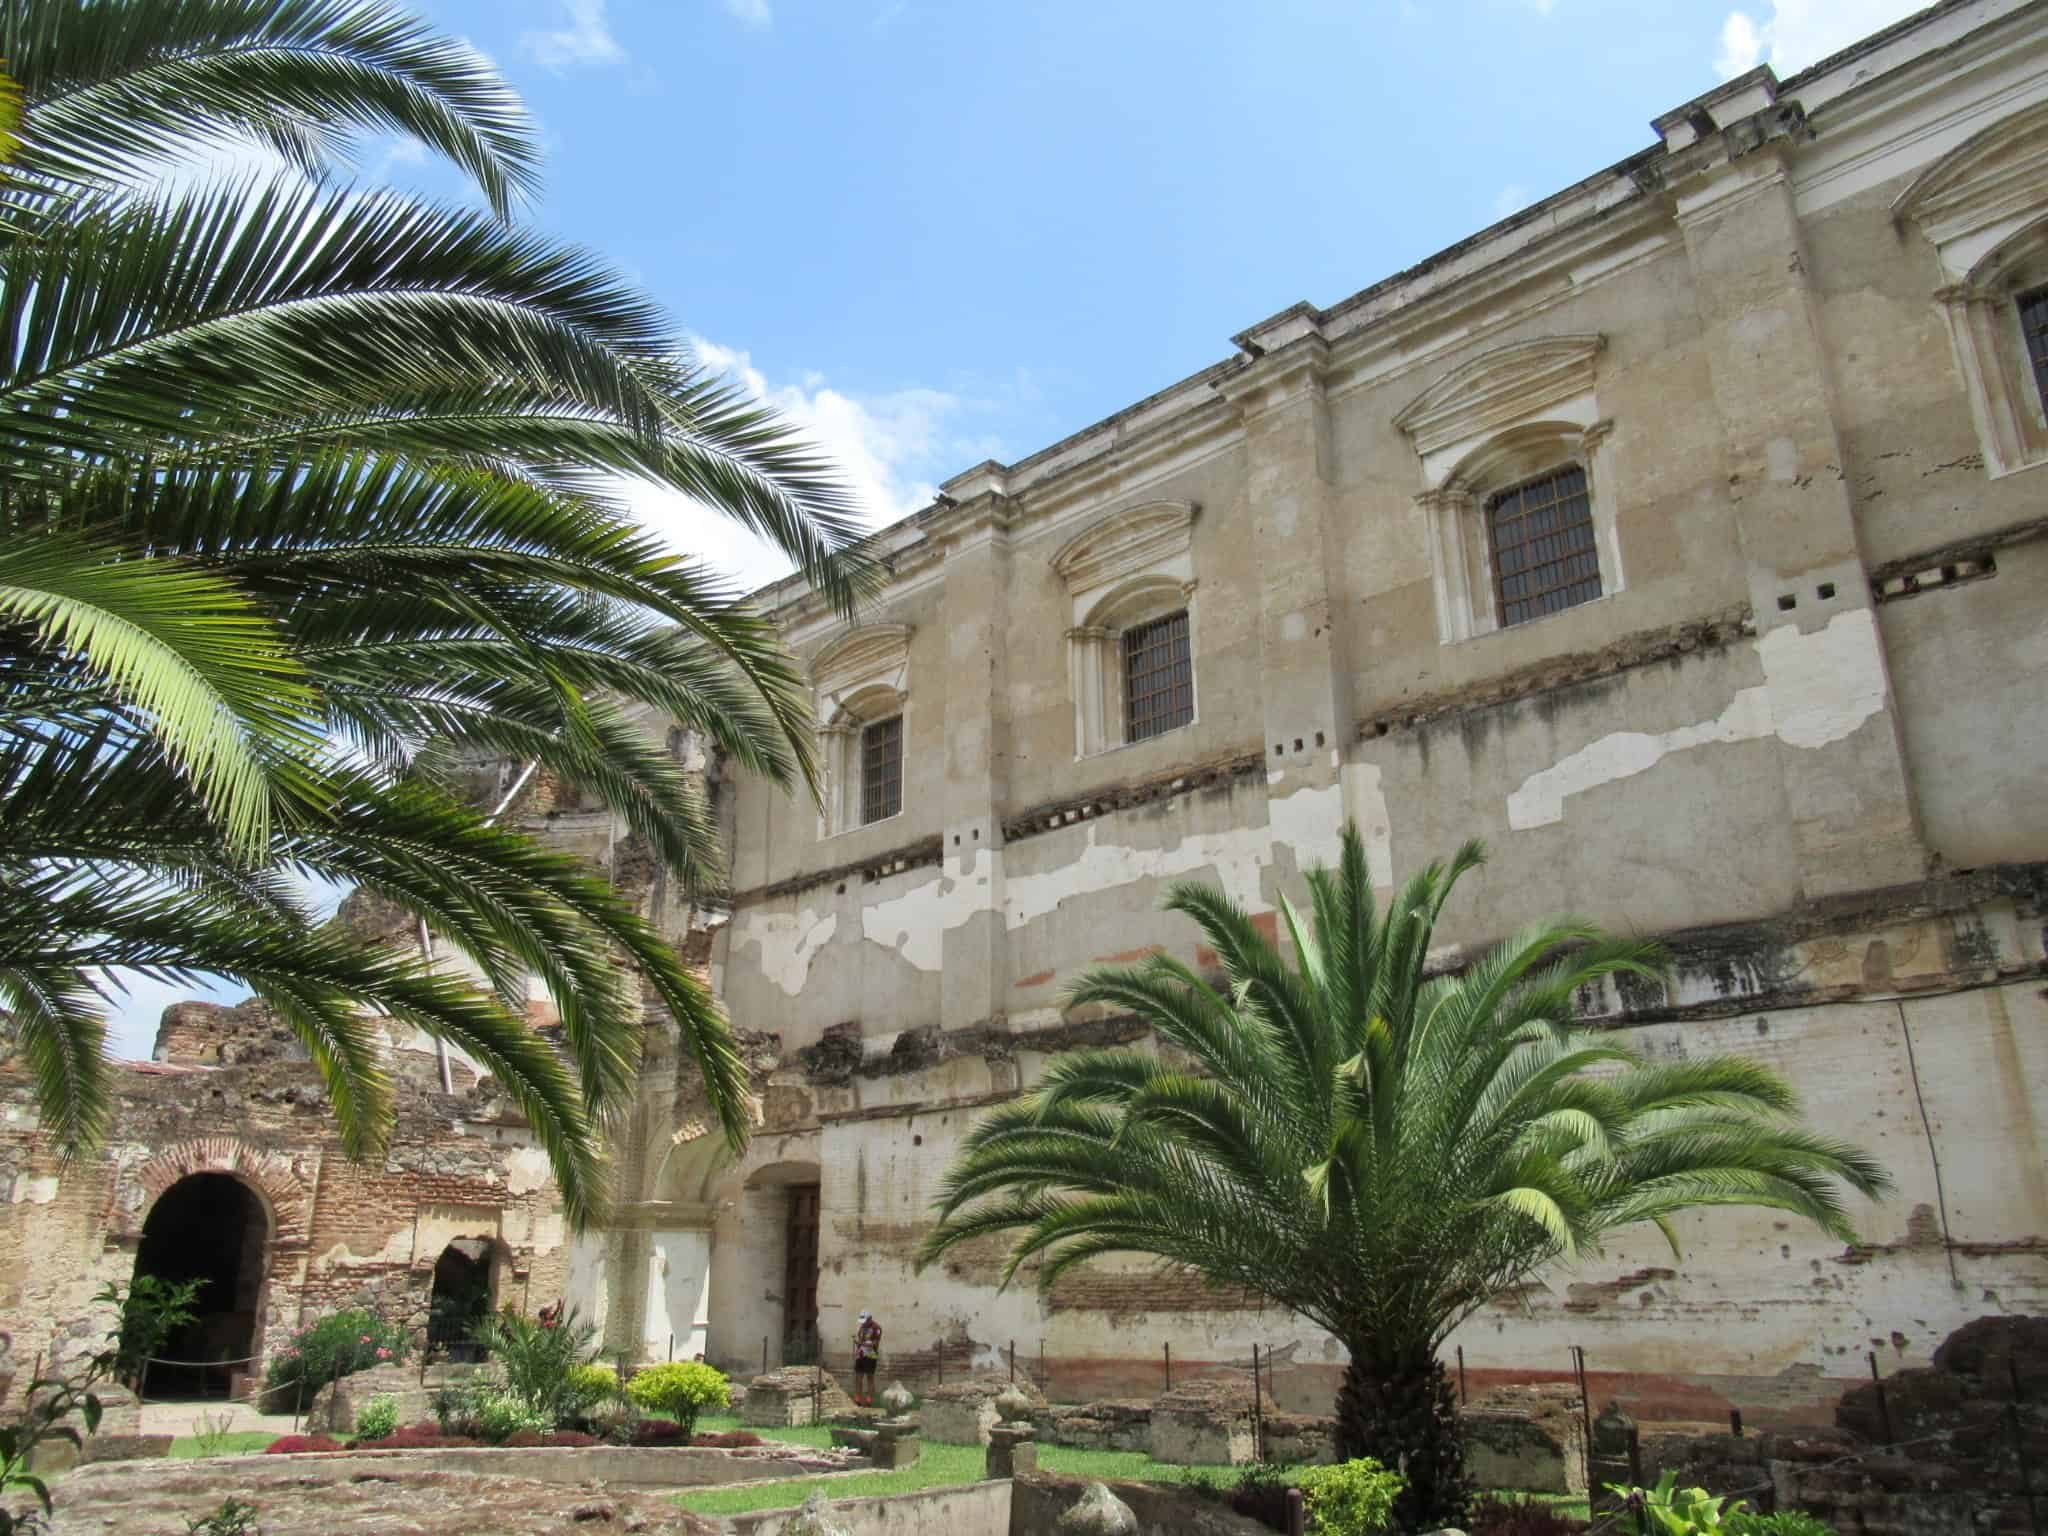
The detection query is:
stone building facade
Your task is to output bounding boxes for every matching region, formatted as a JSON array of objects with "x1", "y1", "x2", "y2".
[
  {"x1": 0, "y1": 998, "x2": 569, "y2": 1401},
  {"x1": 563, "y1": 0, "x2": 2048, "y2": 1427}
]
